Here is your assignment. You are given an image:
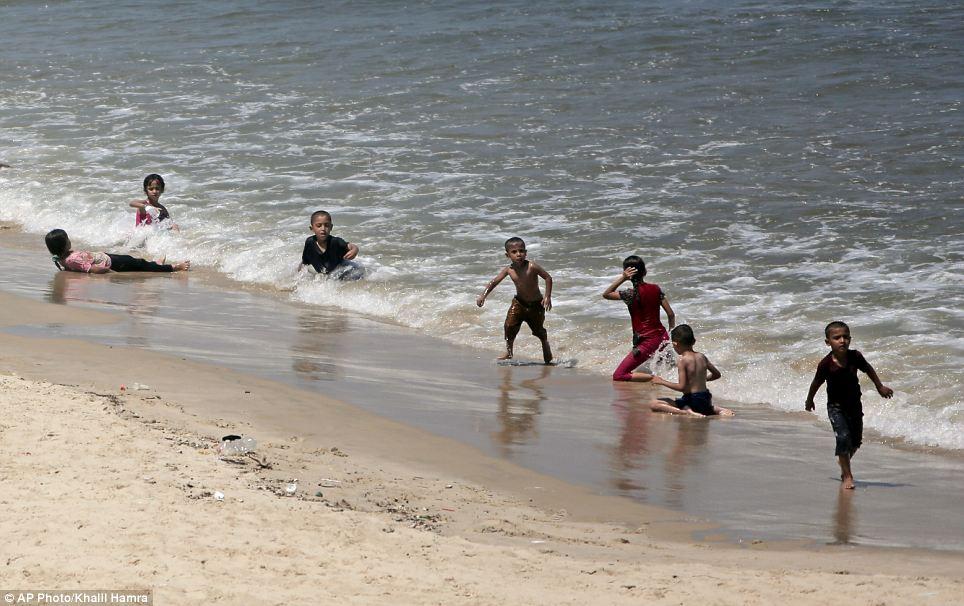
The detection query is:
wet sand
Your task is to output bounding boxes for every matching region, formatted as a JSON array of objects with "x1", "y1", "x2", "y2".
[{"x1": 2, "y1": 230, "x2": 963, "y2": 553}]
